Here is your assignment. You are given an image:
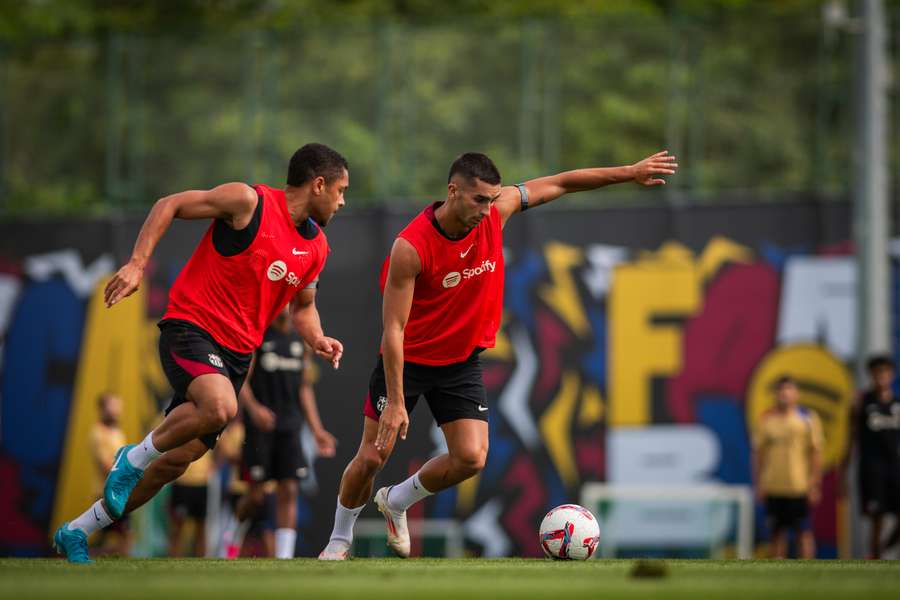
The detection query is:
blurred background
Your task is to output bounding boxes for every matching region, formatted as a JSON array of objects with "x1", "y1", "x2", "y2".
[{"x1": 0, "y1": 0, "x2": 897, "y2": 559}]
